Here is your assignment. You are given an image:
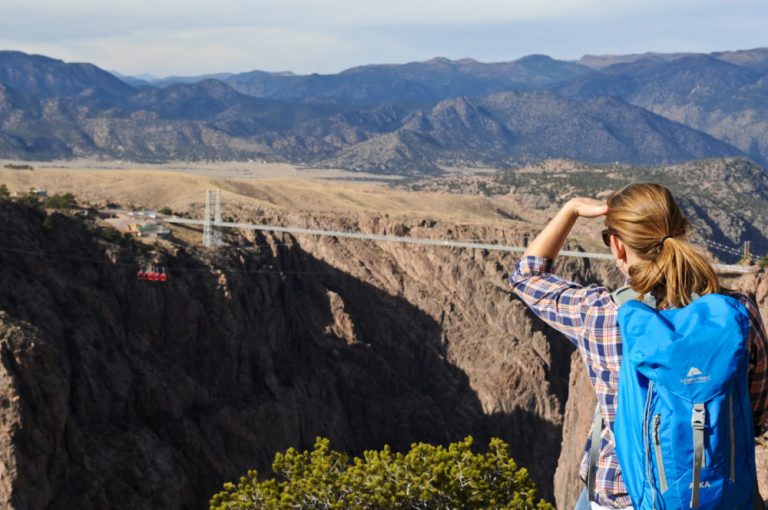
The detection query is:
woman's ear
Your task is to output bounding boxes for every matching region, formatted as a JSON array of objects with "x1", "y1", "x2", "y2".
[
  {"x1": 609, "y1": 235, "x2": 623, "y2": 259},
  {"x1": 610, "y1": 235, "x2": 630, "y2": 273}
]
